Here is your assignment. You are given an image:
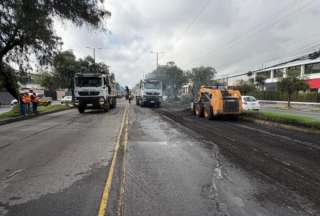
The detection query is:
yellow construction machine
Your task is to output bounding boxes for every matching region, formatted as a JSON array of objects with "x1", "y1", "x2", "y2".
[{"x1": 191, "y1": 84, "x2": 242, "y2": 119}]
